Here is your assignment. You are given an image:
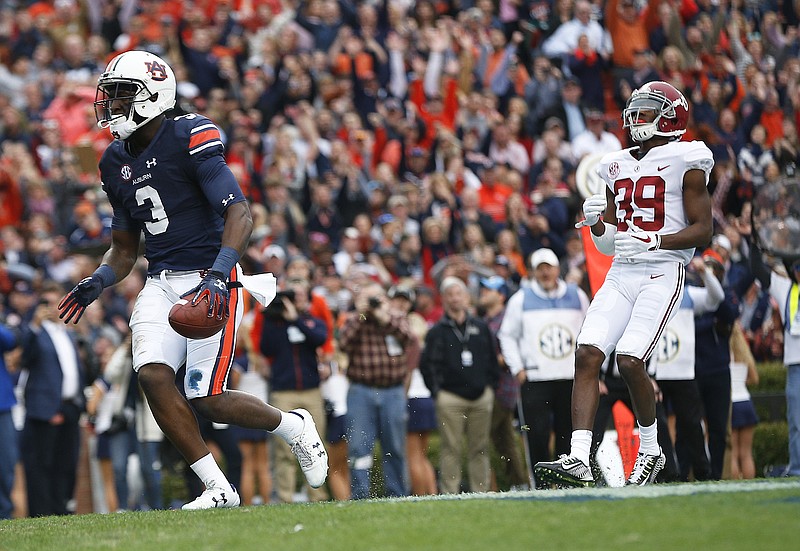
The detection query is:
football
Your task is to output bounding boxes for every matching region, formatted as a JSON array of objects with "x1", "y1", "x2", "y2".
[{"x1": 168, "y1": 297, "x2": 228, "y2": 339}]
